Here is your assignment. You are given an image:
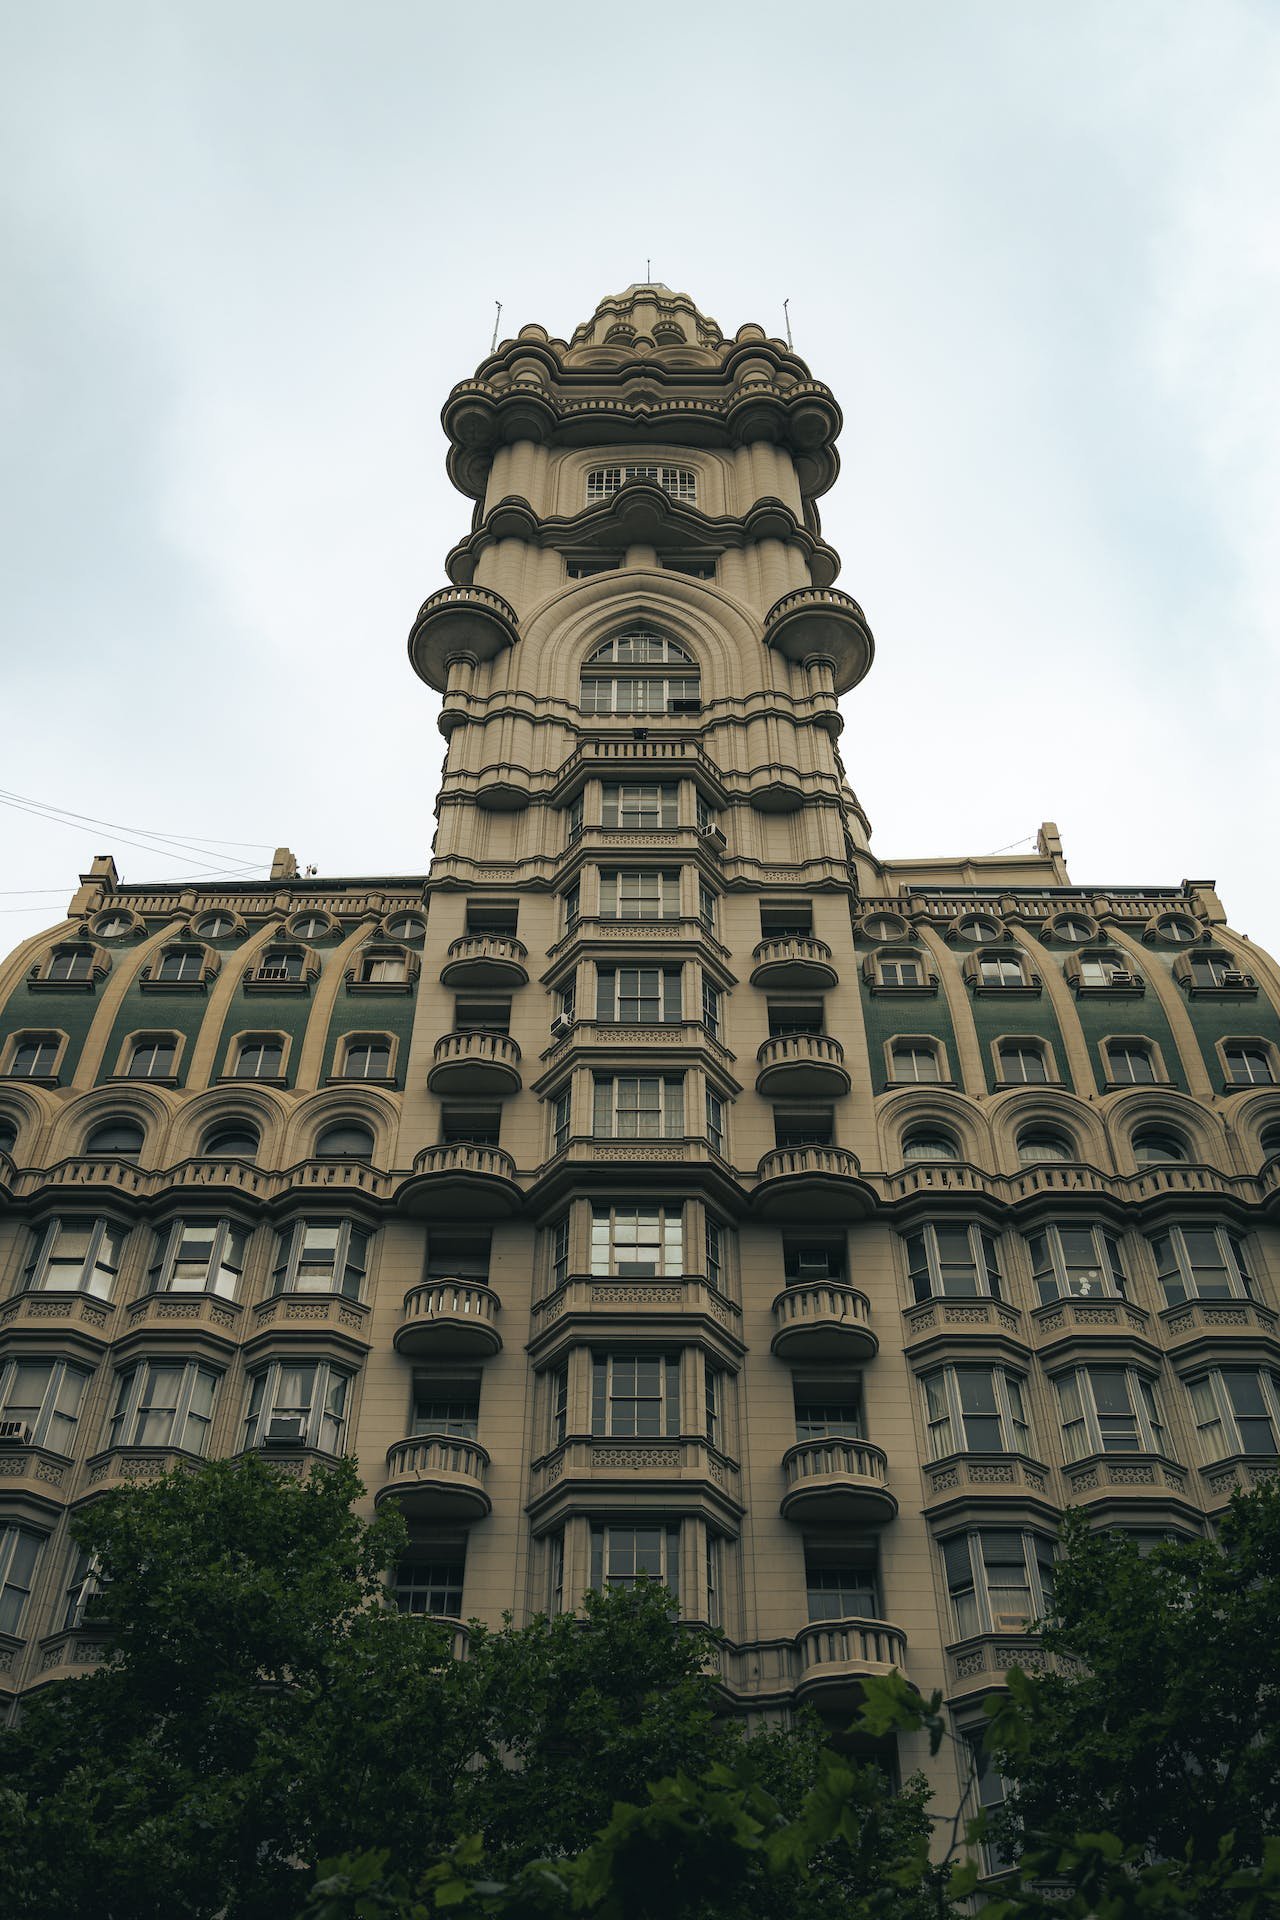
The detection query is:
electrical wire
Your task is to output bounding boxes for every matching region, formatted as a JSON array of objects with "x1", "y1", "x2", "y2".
[
  {"x1": 0, "y1": 786, "x2": 274, "y2": 852},
  {"x1": 0, "y1": 793, "x2": 263, "y2": 875}
]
